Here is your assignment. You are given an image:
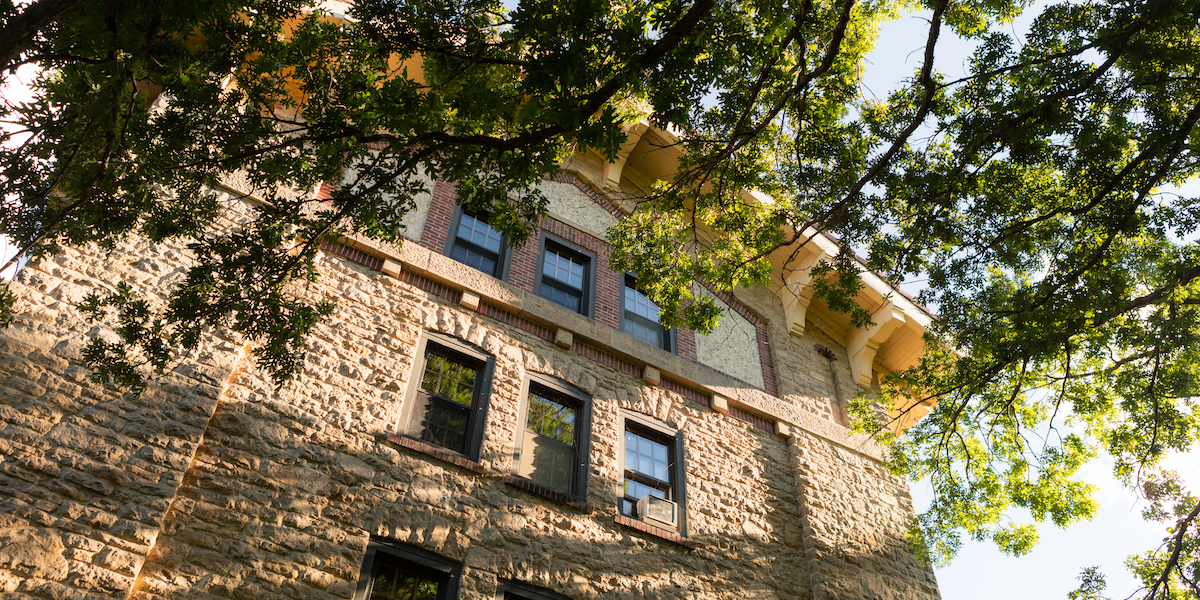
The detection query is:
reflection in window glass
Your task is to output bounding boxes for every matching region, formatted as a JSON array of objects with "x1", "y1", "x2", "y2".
[
  {"x1": 625, "y1": 430, "x2": 670, "y2": 482},
  {"x1": 622, "y1": 275, "x2": 669, "y2": 350},
  {"x1": 539, "y1": 242, "x2": 588, "y2": 314},
  {"x1": 543, "y1": 250, "x2": 584, "y2": 288},
  {"x1": 410, "y1": 347, "x2": 481, "y2": 455},
  {"x1": 458, "y1": 213, "x2": 502, "y2": 252},
  {"x1": 519, "y1": 389, "x2": 580, "y2": 495},
  {"x1": 368, "y1": 558, "x2": 442, "y2": 600},
  {"x1": 420, "y1": 353, "x2": 477, "y2": 406},
  {"x1": 527, "y1": 392, "x2": 576, "y2": 444}
]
